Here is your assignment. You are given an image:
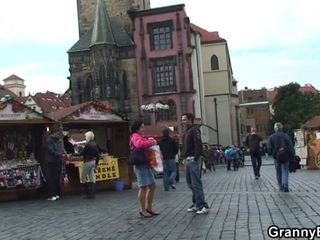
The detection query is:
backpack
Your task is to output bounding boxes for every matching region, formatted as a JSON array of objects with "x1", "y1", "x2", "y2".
[{"x1": 274, "y1": 136, "x2": 289, "y2": 163}]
